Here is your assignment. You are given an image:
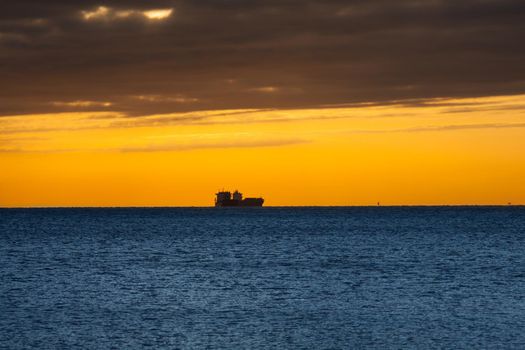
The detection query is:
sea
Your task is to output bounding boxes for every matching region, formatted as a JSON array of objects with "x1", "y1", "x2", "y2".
[{"x1": 1, "y1": 207, "x2": 524, "y2": 349}]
